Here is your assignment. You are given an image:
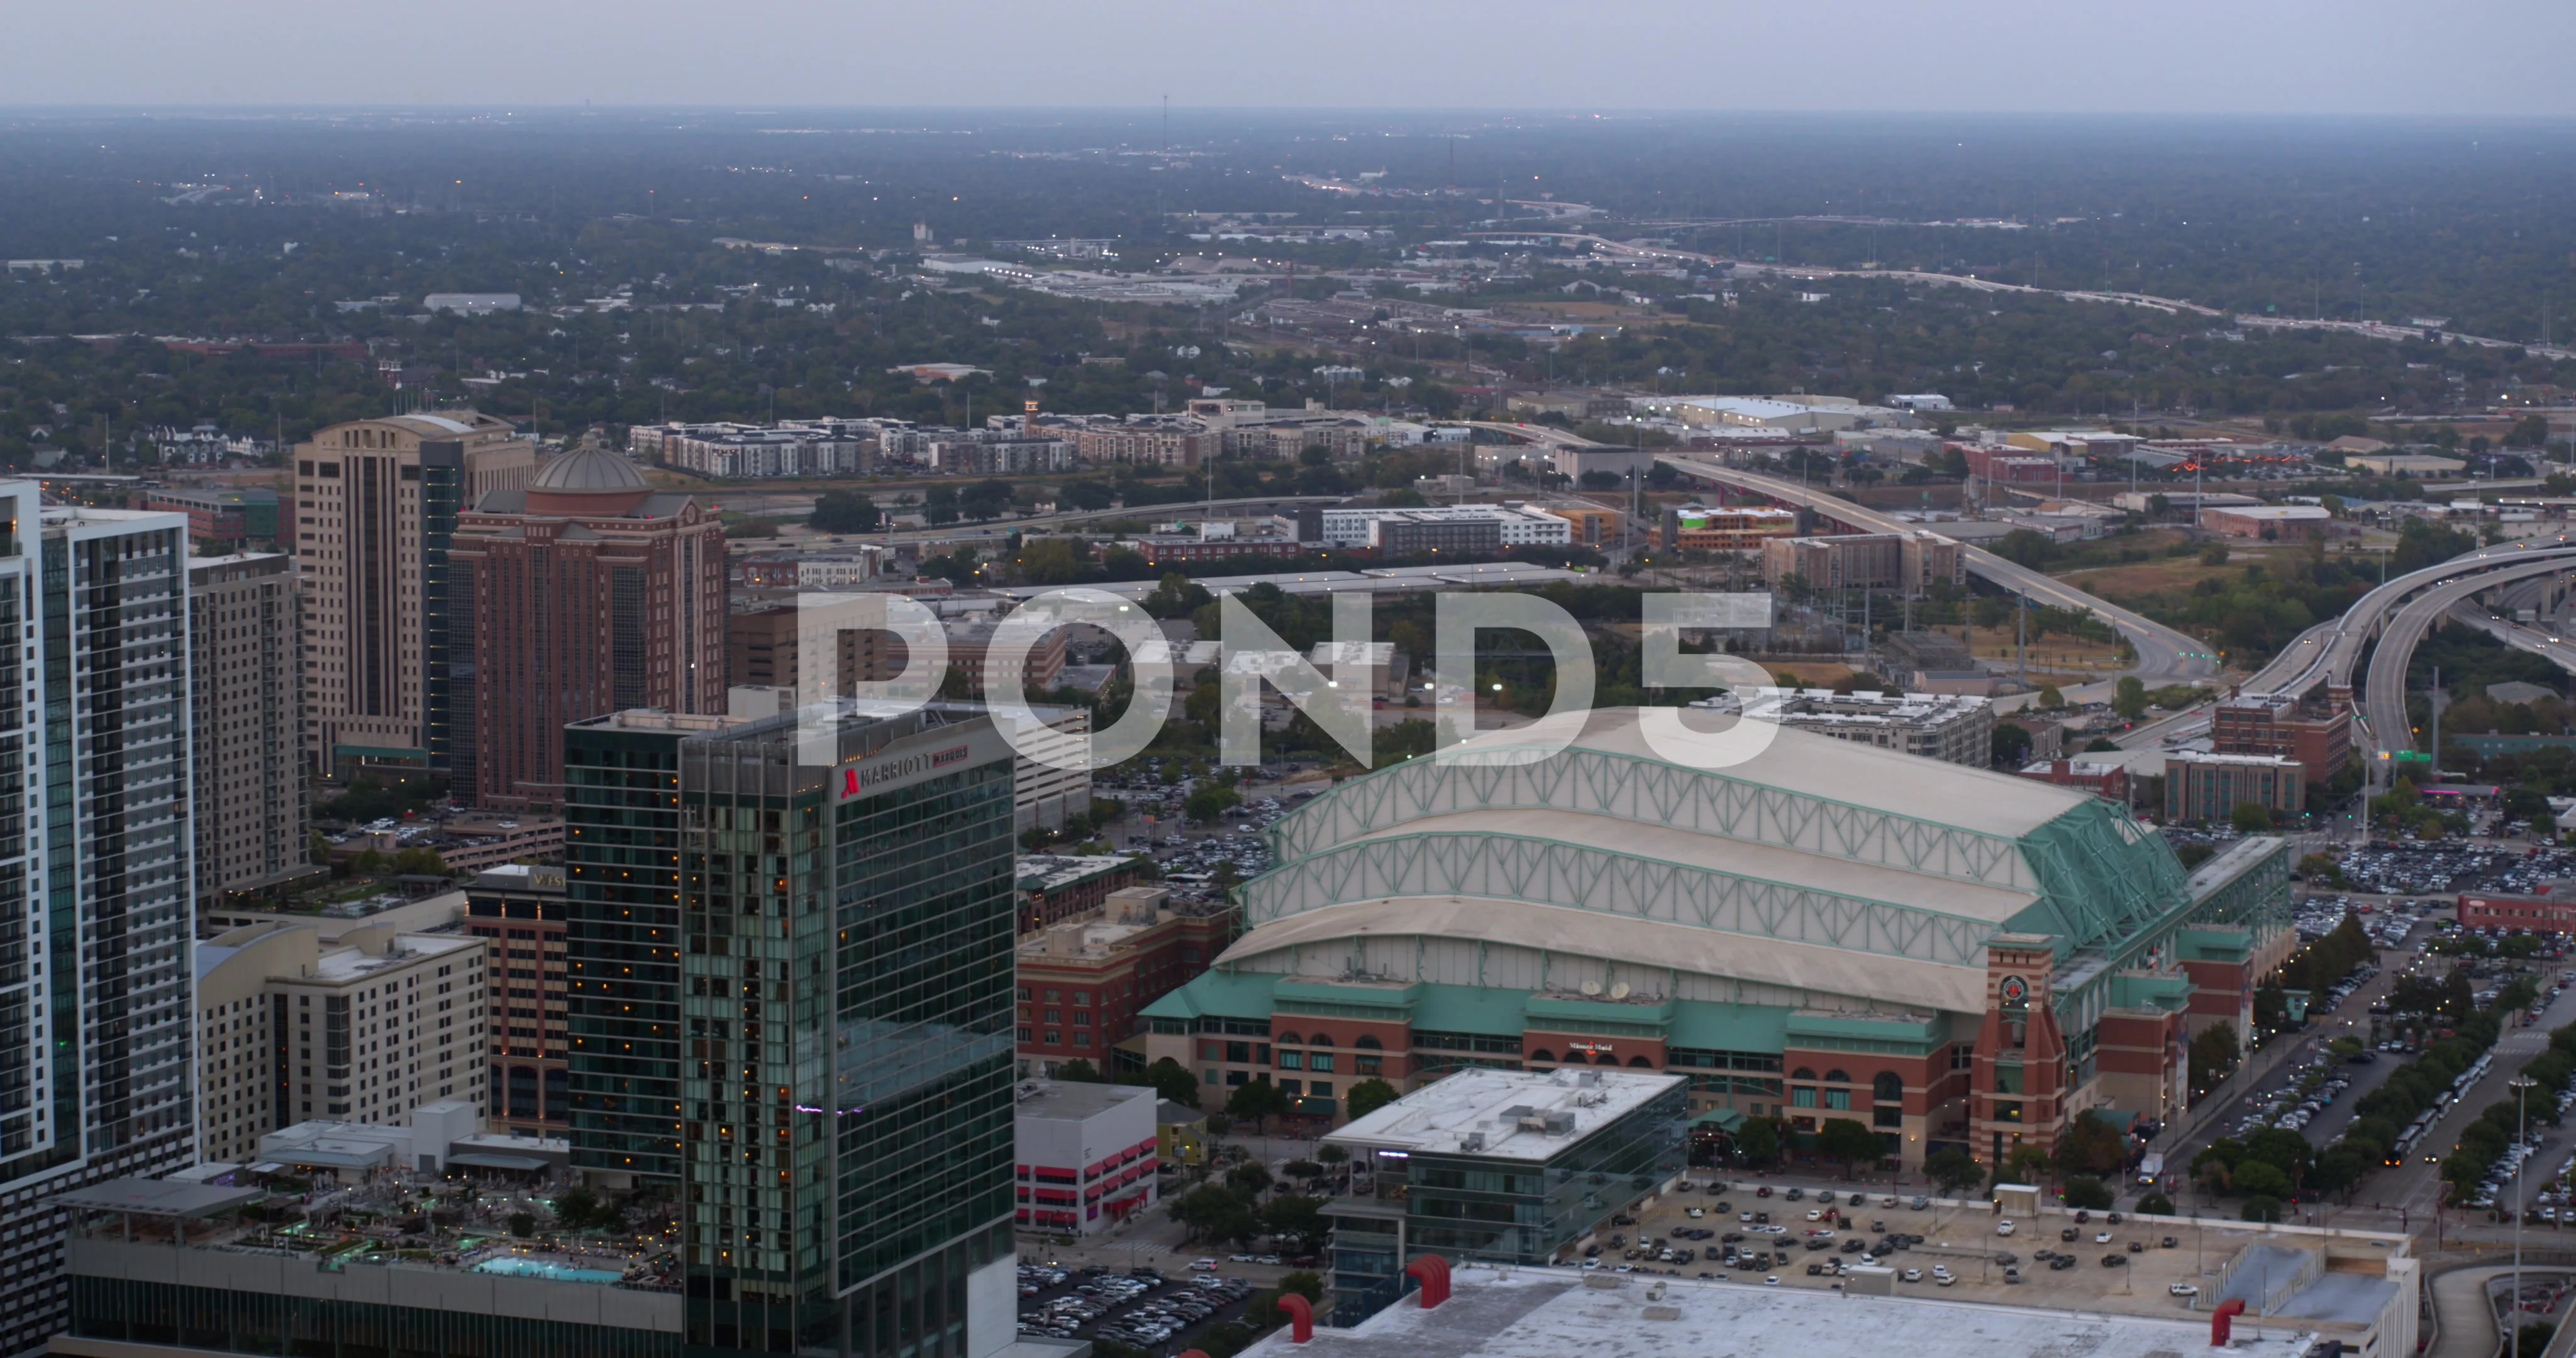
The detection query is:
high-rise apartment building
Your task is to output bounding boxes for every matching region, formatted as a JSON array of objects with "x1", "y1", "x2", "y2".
[
  {"x1": 191, "y1": 920, "x2": 489, "y2": 1167},
  {"x1": 187, "y1": 553, "x2": 307, "y2": 908},
  {"x1": 448, "y1": 446, "x2": 726, "y2": 808},
  {"x1": 567, "y1": 702, "x2": 1022, "y2": 1357},
  {"x1": 293, "y1": 412, "x2": 533, "y2": 784},
  {"x1": 0, "y1": 499, "x2": 199, "y2": 1358}
]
